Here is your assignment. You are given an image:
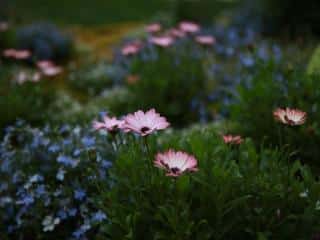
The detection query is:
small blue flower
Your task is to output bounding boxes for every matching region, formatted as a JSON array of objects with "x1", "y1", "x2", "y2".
[
  {"x1": 73, "y1": 149, "x2": 81, "y2": 157},
  {"x1": 99, "y1": 111, "x2": 107, "y2": 118},
  {"x1": 62, "y1": 139, "x2": 72, "y2": 146},
  {"x1": 53, "y1": 188, "x2": 62, "y2": 197},
  {"x1": 74, "y1": 189, "x2": 86, "y2": 201},
  {"x1": 59, "y1": 125, "x2": 70, "y2": 134},
  {"x1": 48, "y1": 144, "x2": 61, "y2": 153},
  {"x1": 57, "y1": 209, "x2": 68, "y2": 220},
  {"x1": 81, "y1": 136, "x2": 95, "y2": 147},
  {"x1": 56, "y1": 168, "x2": 66, "y2": 181},
  {"x1": 91, "y1": 210, "x2": 107, "y2": 222},
  {"x1": 57, "y1": 155, "x2": 79, "y2": 168},
  {"x1": 35, "y1": 184, "x2": 46, "y2": 197},
  {"x1": 101, "y1": 160, "x2": 112, "y2": 169},
  {"x1": 0, "y1": 196, "x2": 13, "y2": 207},
  {"x1": 29, "y1": 174, "x2": 44, "y2": 183},
  {"x1": 68, "y1": 208, "x2": 78, "y2": 217},
  {"x1": 42, "y1": 215, "x2": 61, "y2": 232},
  {"x1": 16, "y1": 195, "x2": 34, "y2": 206},
  {"x1": 0, "y1": 182, "x2": 8, "y2": 192},
  {"x1": 72, "y1": 222, "x2": 91, "y2": 239},
  {"x1": 240, "y1": 54, "x2": 255, "y2": 67}
]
